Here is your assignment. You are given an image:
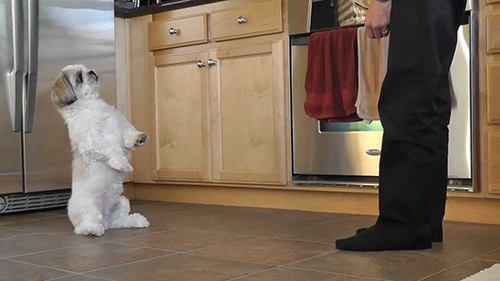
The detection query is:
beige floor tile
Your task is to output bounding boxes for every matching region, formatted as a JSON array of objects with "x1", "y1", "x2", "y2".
[
  {"x1": 47, "y1": 274, "x2": 110, "y2": 281},
  {"x1": 0, "y1": 212, "x2": 60, "y2": 226},
  {"x1": 0, "y1": 259, "x2": 68, "y2": 281},
  {"x1": 416, "y1": 222, "x2": 500, "y2": 259},
  {"x1": 12, "y1": 242, "x2": 170, "y2": 273},
  {"x1": 3, "y1": 217, "x2": 80, "y2": 236},
  {"x1": 477, "y1": 247, "x2": 500, "y2": 261},
  {"x1": 293, "y1": 251, "x2": 463, "y2": 281},
  {"x1": 418, "y1": 238, "x2": 500, "y2": 261},
  {"x1": 329, "y1": 216, "x2": 378, "y2": 229},
  {"x1": 146, "y1": 210, "x2": 248, "y2": 231},
  {"x1": 238, "y1": 267, "x2": 383, "y2": 281},
  {"x1": 4, "y1": 215, "x2": 172, "y2": 241},
  {"x1": 131, "y1": 202, "x2": 201, "y2": 217},
  {"x1": 421, "y1": 259, "x2": 498, "y2": 281},
  {"x1": 0, "y1": 227, "x2": 27, "y2": 239},
  {"x1": 262, "y1": 209, "x2": 350, "y2": 224},
  {"x1": 191, "y1": 236, "x2": 334, "y2": 266},
  {"x1": 0, "y1": 233, "x2": 95, "y2": 258},
  {"x1": 4, "y1": 203, "x2": 500, "y2": 281},
  {"x1": 197, "y1": 204, "x2": 274, "y2": 217},
  {"x1": 115, "y1": 228, "x2": 251, "y2": 251},
  {"x1": 209, "y1": 216, "x2": 314, "y2": 237},
  {"x1": 279, "y1": 222, "x2": 358, "y2": 244},
  {"x1": 89, "y1": 254, "x2": 271, "y2": 281}
]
